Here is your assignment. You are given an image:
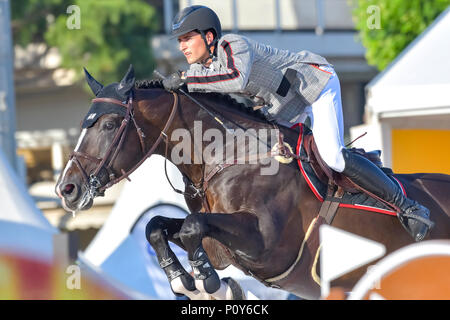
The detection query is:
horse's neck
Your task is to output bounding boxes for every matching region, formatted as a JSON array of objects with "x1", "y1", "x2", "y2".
[
  {"x1": 137, "y1": 90, "x2": 211, "y2": 186},
  {"x1": 136, "y1": 90, "x2": 286, "y2": 187}
]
